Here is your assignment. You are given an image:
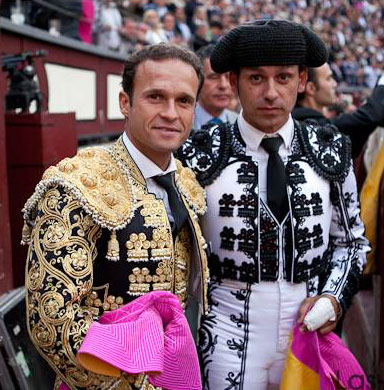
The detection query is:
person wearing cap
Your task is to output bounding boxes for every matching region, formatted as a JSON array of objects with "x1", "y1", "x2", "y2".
[{"x1": 178, "y1": 20, "x2": 369, "y2": 390}]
